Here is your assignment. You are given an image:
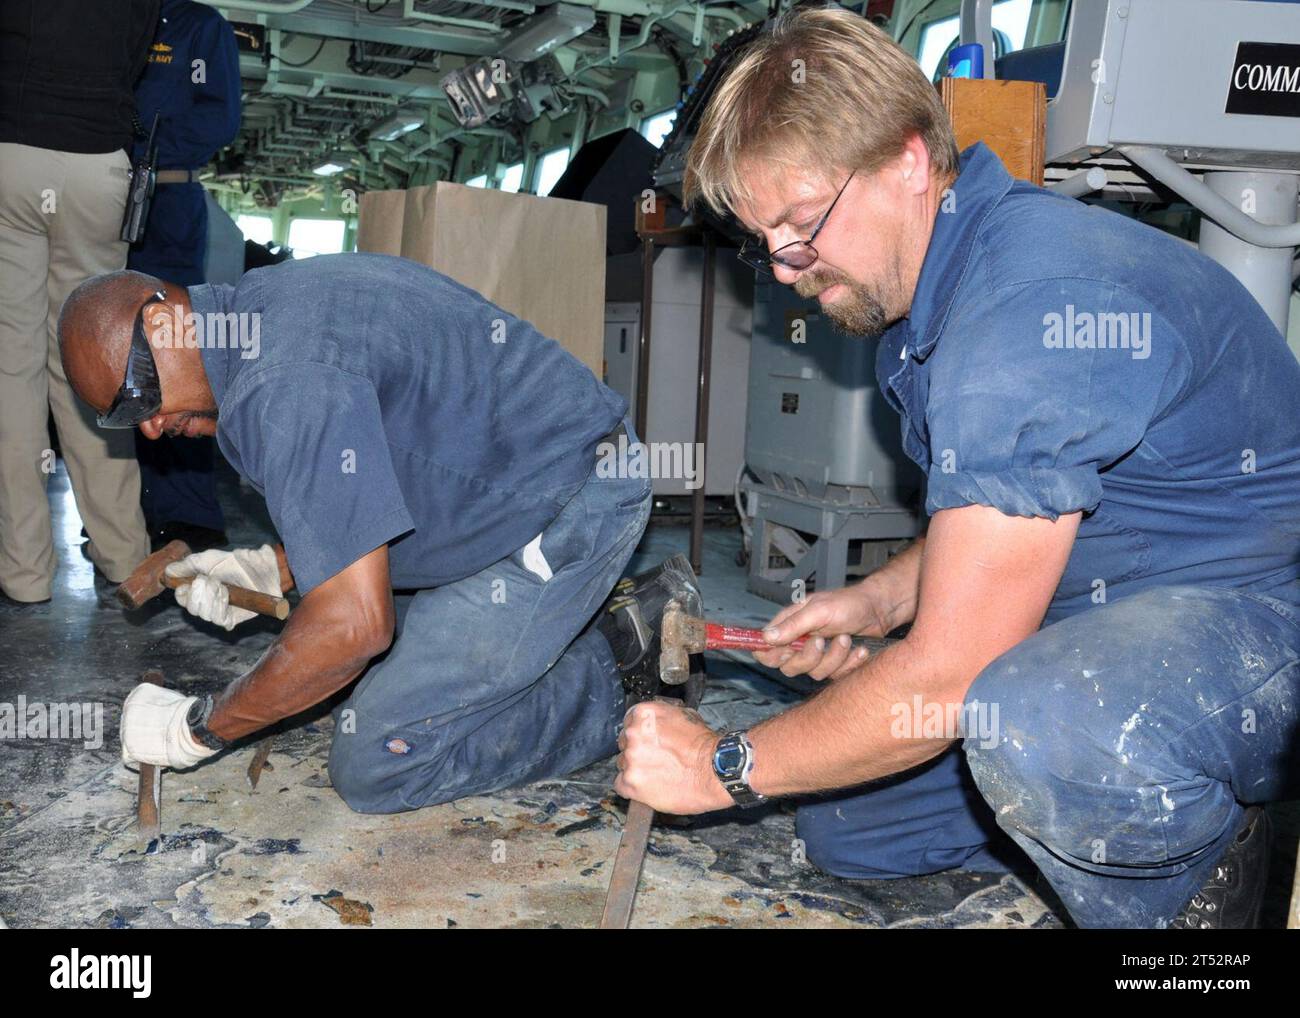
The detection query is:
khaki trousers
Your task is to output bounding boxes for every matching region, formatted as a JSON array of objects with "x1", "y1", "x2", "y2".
[{"x1": 0, "y1": 142, "x2": 148, "y2": 600}]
